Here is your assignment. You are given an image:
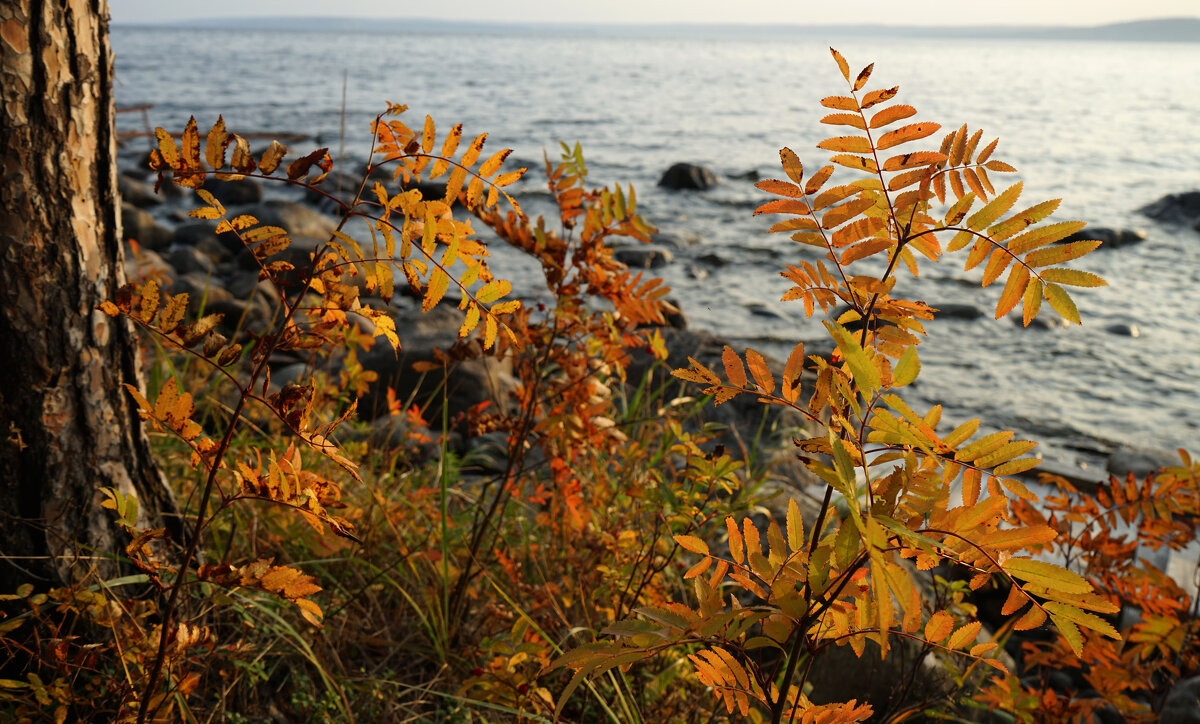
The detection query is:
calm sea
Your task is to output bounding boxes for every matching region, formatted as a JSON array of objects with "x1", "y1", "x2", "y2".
[{"x1": 111, "y1": 26, "x2": 1200, "y2": 468}]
